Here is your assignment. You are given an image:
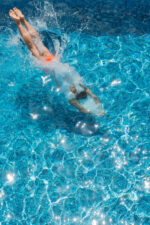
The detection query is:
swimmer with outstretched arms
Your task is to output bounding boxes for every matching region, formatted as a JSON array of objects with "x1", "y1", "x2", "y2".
[{"x1": 9, "y1": 8, "x2": 105, "y2": 116}]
